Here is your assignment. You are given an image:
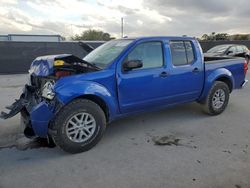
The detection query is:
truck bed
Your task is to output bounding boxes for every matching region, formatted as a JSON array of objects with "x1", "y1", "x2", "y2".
[
  {"x1": 204, "y1": 56, "x2": 241, "y2": 63},
  {"x1": 204, "y1": 57, "x2": 245, "y2": 89}
]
